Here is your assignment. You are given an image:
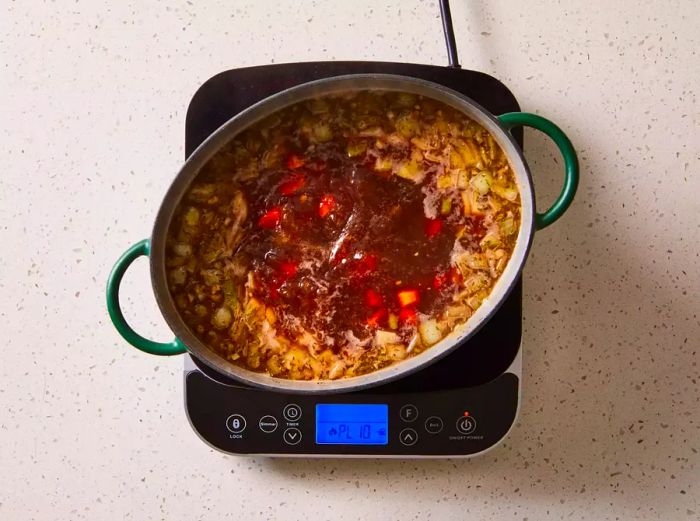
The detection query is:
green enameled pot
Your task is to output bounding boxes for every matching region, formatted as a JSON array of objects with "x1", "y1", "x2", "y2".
[{"x1": 107, "y1": 74, "x2": 578, "y2": 394}]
